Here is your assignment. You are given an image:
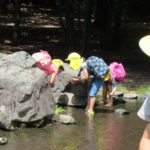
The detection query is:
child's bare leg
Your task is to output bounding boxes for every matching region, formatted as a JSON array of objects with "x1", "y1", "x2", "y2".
[
  {"x1": 105, "y1": 83, "x2": 113, "y2": 106},
  {"x1": 139, "y1": 123, "x2": 150, "y2": 150},
  {"x1": 85, "y1": 96, "x2": 90, "y2": 111},
  {"x1": 101, "y1": 84, "x2": 107, "y2": 104},
  {"x1": 88, "y1": 96, "x2": 96, "y2": 113}
]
